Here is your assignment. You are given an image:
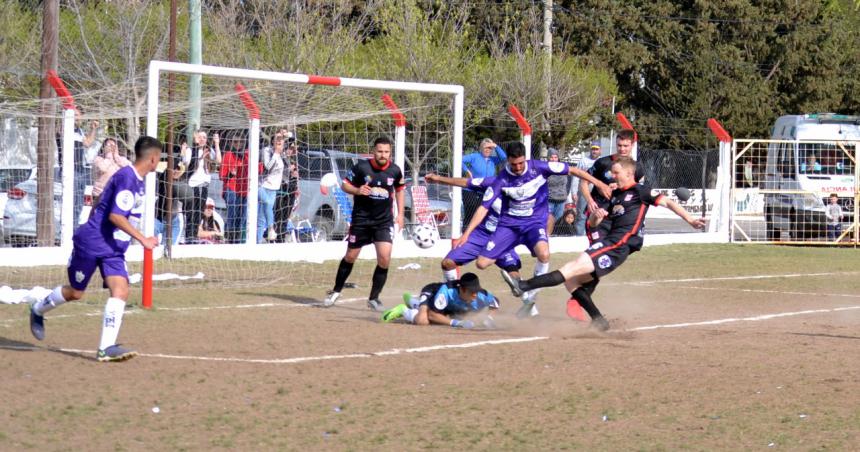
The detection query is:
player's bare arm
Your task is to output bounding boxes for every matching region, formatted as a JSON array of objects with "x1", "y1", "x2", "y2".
[
  {"x1": 579, "y1": 177, "x2": 598, "y2": 212},
  {"x1": 455, "y1": 205, "x2": 488, "y2": 248},
  {"x1": 587, "y1": 208, "x2": 608, "y2": 228},
  {"x1": 424, "y1": 173, "x2": 469, "y2": 188},
  {"x1": 571, "y1": 167, "x2": 611, "y2": 199},
  {"x1": 342, "y1": 180, "x2": 371, "y2": 196},
  {"x1": 108, "y1": 213, "x2": 157, "y2": 249},
  {"x1": 658, "y1": 197, "x2": 706, "y2": 230}
]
